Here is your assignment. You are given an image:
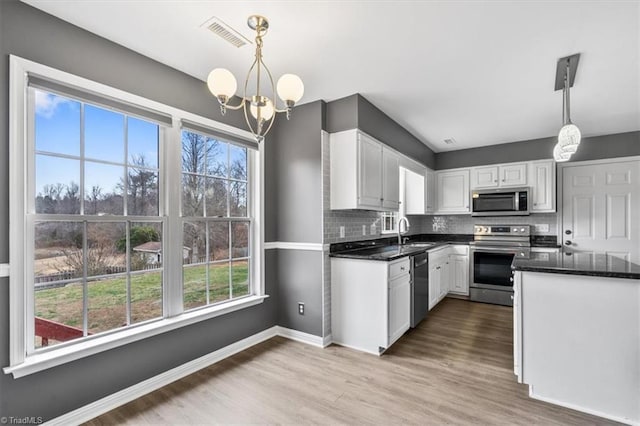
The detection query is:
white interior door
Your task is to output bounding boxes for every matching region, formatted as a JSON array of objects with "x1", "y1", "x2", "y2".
[{"x1": 562, "y1": 159, "x2": 640, "y2": 263}]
